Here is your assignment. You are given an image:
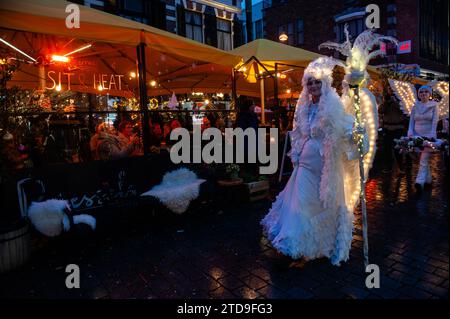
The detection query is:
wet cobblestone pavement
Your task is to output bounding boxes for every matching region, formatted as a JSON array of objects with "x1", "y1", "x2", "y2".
[{"x1": 0, "y1": 154, "x2": 448, "y2": 299}]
